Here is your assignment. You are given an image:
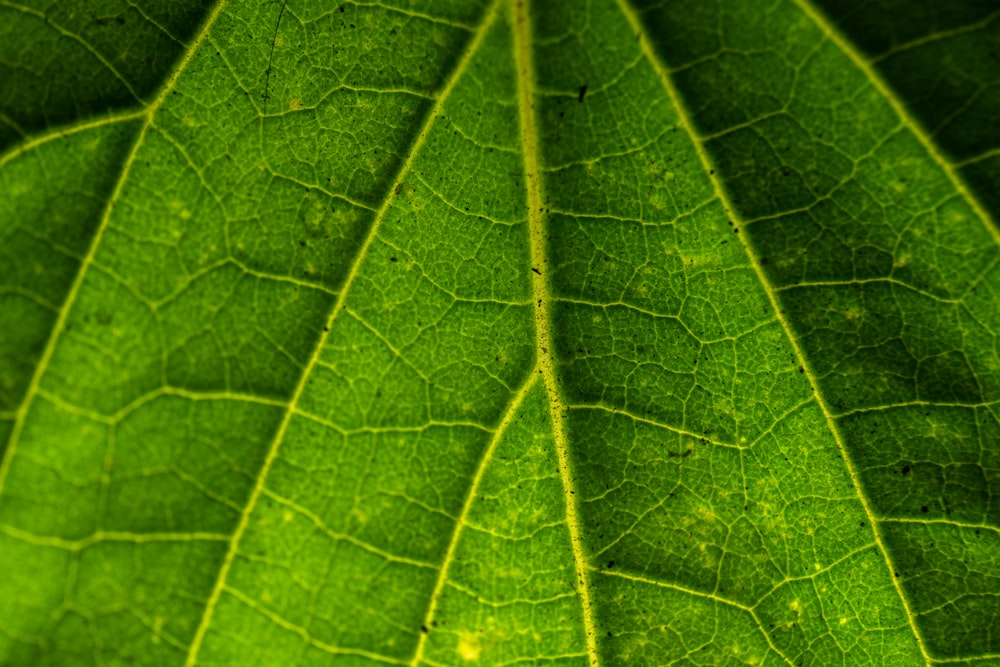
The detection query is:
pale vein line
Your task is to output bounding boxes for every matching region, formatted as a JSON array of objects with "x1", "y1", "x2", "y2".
[
  {"x1": 796, "y1": 0, "x2": 999, "y2": 245},
  {"x1": 0, "y1": 0, "x2": 231, "y2": 500},
  {"x1": 834, "y1": 399, "x2": 999, "y2": 419},
  {"x1": 512, "y1": 1, "x2": 600, "y2": 664},
  {"x1": 408, "y1": 374, "x2": 536, "y2": 666},
  {"x1": 224, "y1": 586, "x2": 408, "y2": 665},
  {"x1": 0, "y1": 108, "x2": 145, "y2": 168},
  {"x1": 262, "y1": 488, "x2": 439, "y2": 570},
  {"x1": 593, "y1": 566, "x2": 750, "y2": 611},
  {"x1": 934, "y1": 654, "x2": 1000, "y2": 664},
  {"x1": 879, "y1": 517, "x2": 1000, "y2": 537},
  {"x1": 592, "y1": 569, "x2": 795, "y2": 666},
  {"x1": 955, "y1": 146, "x2": 1000, "y2": 168},
  {"x1": 0, "y1": 523, "x2": 229, "y2": 551},
  {"x1": 777, "y1": 277, "x2": 957, "y2": 304},
  {"x1": 0, "y1": 0, "x2": 142, "y2": 102},
  {"x1": 347, "y1": 0, "x2": 476, "y2": 32},
  {"x1": 870, "y1": 11, "x2": 1000, "y2": 64},
  {"x1": 182, "y1": 3, "x2": 502, "y2": 662},
  {"x1": 615, "y1": 0, "x2": 933, "y2": 663},
  {"x1": 565, "y1": 403, "x2": 738, "y2": 450}
]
